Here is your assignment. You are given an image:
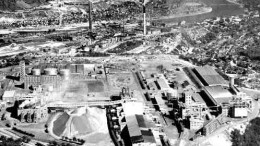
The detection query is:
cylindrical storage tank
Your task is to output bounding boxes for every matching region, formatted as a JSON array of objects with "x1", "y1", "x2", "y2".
[
  {"x1": 167, "y1": 92, "x2": 174, "y2": 99},
  {"x1": 26, "y1": 67, "x2": 32, "y2": 74},
  {"x1": 116, "y1": 107, "x2": 122, "y2": 110},
  {"x1": 60, "y1": 69, "x2": 70, "y2": 80},
  {"x1": 32, "y1": 68, "x2": 41, "y2": 76},
  {"x1": 112, "y1": 117, "x2": 118, "y2": 121},
  {"x1": 48, "y1": 85, "x2": 54, "y2": 92},
  {"x1": 33, "y1": 112, "x2": 37, "y2": 123},
  {"x1": 44, "y1": 68, "x2": 57, "y2": 76},
  {"x1": 113, "y1": 125, "x2": 119, "y2": 130},
  {"x1": 110, "y1": 109, "x2": 116, "y2": 113},
  {"x1": 20, "y1": 112, "x2": 25, "y2": 123},
  {"x1": 27, "y1": 113, "x2": 32, "y2": 123}
]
